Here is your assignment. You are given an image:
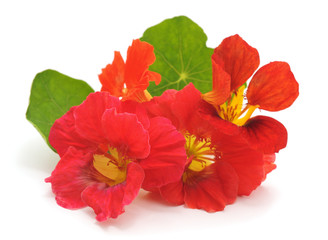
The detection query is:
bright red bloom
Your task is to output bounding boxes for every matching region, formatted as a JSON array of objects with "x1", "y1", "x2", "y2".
[
  {"x1": 203, "y1": 34, "x2": 299, "y2": 156},
  {"x1": 99, "y1": 39, "x2": 161, "y2": 102},
  {"x1": 46, "y1": 92, "x2": 186, "y2": 221},
  {"x1": 145, "y1": 83, "x2": 265, "y2": 212}
]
